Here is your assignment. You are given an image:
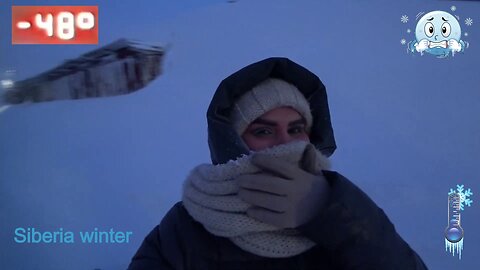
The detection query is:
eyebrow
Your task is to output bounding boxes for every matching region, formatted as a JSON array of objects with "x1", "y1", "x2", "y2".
[
  {"x1": 427, "y1": 17, "x2": 434, "y2": 21},
  {"x1": 250, "y1": 117, "x2": 306, "y2": 127},
  {"x1": 442, "y1": 17, "x2": 448, "y2": 21}
]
